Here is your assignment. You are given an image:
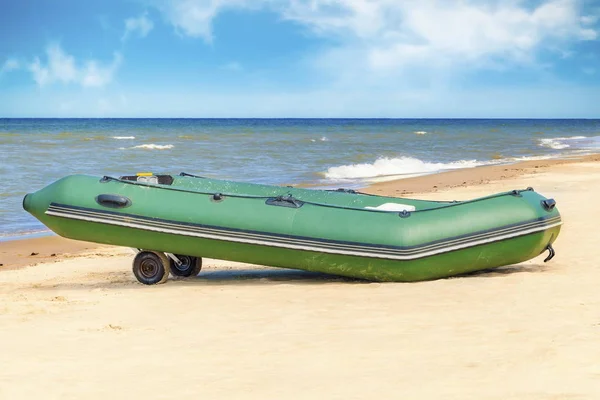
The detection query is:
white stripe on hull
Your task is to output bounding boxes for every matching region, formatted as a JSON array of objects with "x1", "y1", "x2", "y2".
[
  {"x1": 46, "y1": 205, "x2": 562, "y2": 261},
  {"x1": 46, "y1": 204, "x2": 561, "y2": 255}
]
